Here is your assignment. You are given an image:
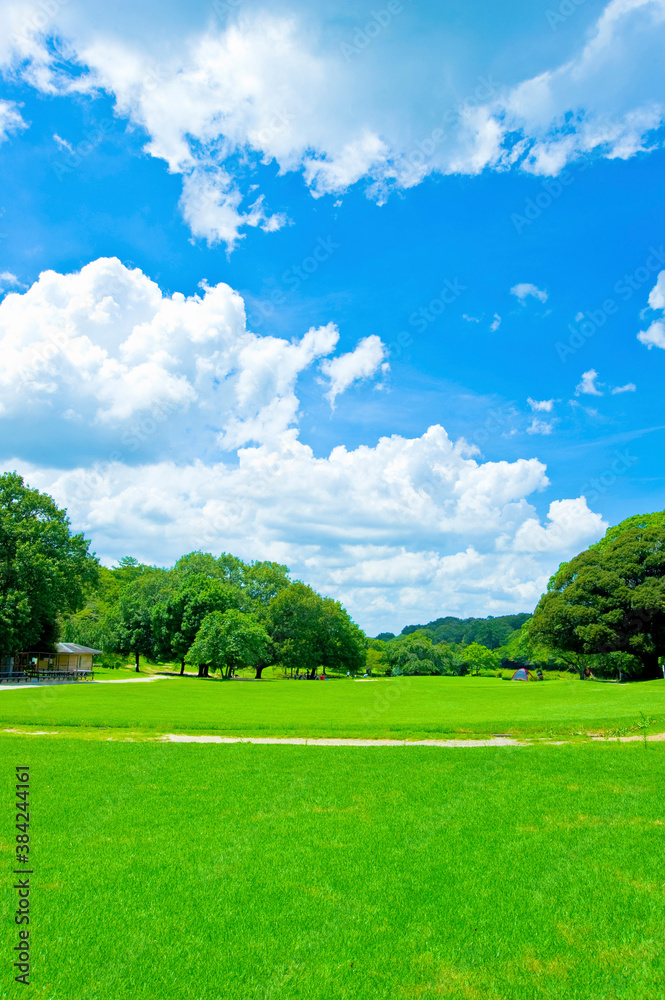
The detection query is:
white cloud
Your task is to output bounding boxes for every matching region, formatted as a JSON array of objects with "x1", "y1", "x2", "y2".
[
  {"x1": 611, "y1": 382, "x2": 636, "y2": 393},
  {"x1": 638, "y1": 321, "x2": 665, "y2": 348},
  {"x1": 0, "y1": 257, "x2": 382, "y2": 451},
  {"x1": 639, "y1": 270, "x2": 665, "y2": 349},
  {"x1": 526, "y1": 418, "x2": 555, "y2": 436},
  {"x1": 319, "y1": 335, "x2": 388, "y2": 409},
  {"x1": 527, "y1": 398, "x2": 555, "y2": 412},
  {"x1": 0, "y1": 99, "x2": 26, "y2": 142},
  {"x1": 0, "y1": 257, "x2": 607, "y2": 632},
  {"x1": 511, "y1": 282, "x2": 548, "y2": 303},
  {"x1": 53, "y1": 132, "x2": 74, "y2": 154},
  {"x1": 509, "y1": 498, "x2": 607, "y2": 554},
  {"x1": 576, "y1": 369, "x2": 604, "y2": 396},
  {"x1": 10, "y1": 432, "x2": 605, "y2": 634},
  {"x1": 490, "y1": 313, "x2": 501, "y2": 332},
  {"x1": 648, "y1": 269, "x2": 665, "y2": 310},
  {"x1": 3, "y1": 0, "x2": 665, "y2": 245}
]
